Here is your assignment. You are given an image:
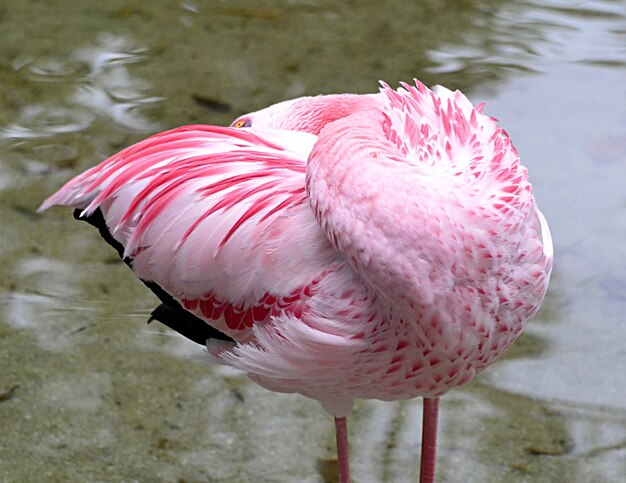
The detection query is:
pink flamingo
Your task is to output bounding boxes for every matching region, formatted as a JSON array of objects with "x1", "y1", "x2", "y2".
[{"x1": 40, "y1": 80, "x2": 552, "y2": 482}]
